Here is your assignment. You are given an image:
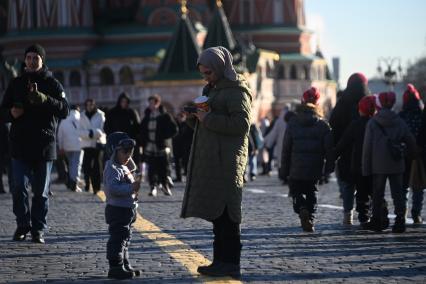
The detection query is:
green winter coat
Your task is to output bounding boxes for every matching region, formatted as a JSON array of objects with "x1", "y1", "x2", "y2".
[{"x1": 181, "y1": 75, "x2": 252, "y2": 223}]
